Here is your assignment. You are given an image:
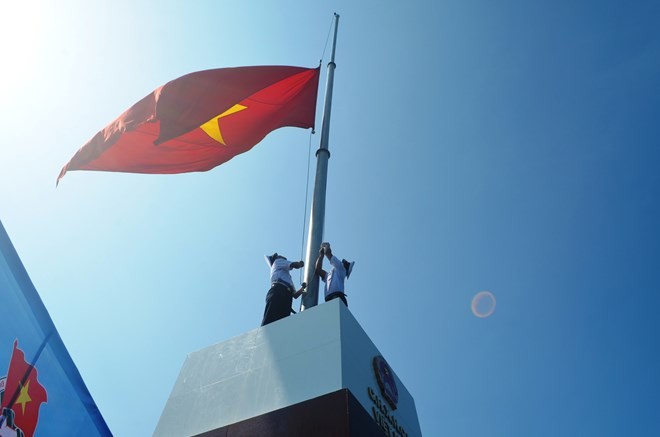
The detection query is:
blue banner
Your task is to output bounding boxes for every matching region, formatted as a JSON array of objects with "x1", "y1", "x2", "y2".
[{"x1": 0, "y1": 220, "x2": 111, "y2": 436}]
